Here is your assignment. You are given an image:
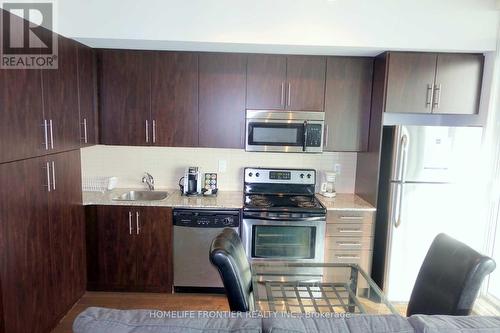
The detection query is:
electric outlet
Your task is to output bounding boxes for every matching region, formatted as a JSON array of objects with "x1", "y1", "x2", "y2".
[
  {"x1": 218, "y1": 160, "x2": 227, "y2": 173},
  {"x1": 334, "y1": 163, "x2": 341, "y2": 175}
]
